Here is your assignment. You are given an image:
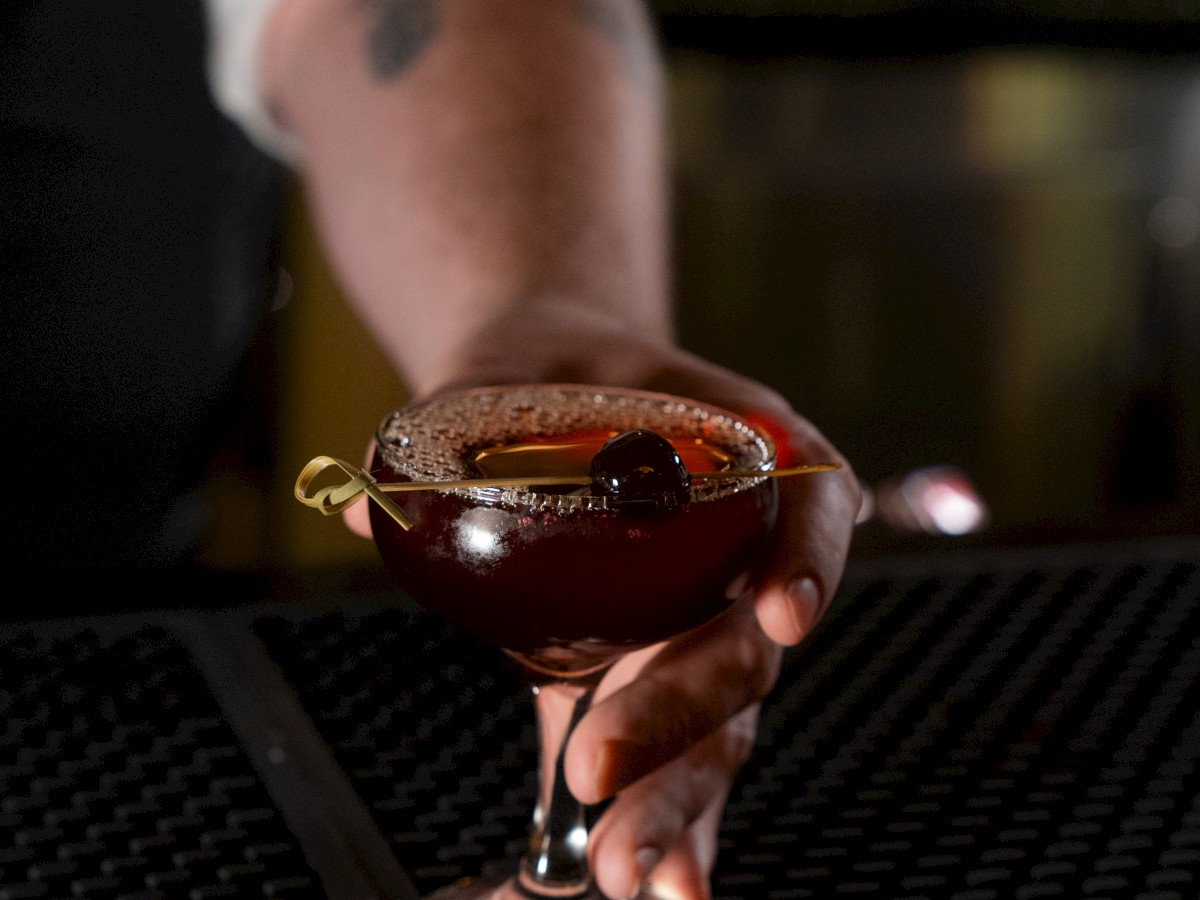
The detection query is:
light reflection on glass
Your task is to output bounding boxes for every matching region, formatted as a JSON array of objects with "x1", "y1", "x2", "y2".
[{"x1": 458, "y1": 508, "x2": 505, "y2": 557}]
